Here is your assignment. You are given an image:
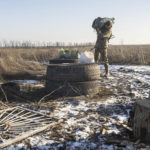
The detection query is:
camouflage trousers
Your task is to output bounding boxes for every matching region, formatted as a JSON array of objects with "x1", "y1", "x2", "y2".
[{"x1": 94, "y1": 38, "x2": 109, "y2": 74}]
